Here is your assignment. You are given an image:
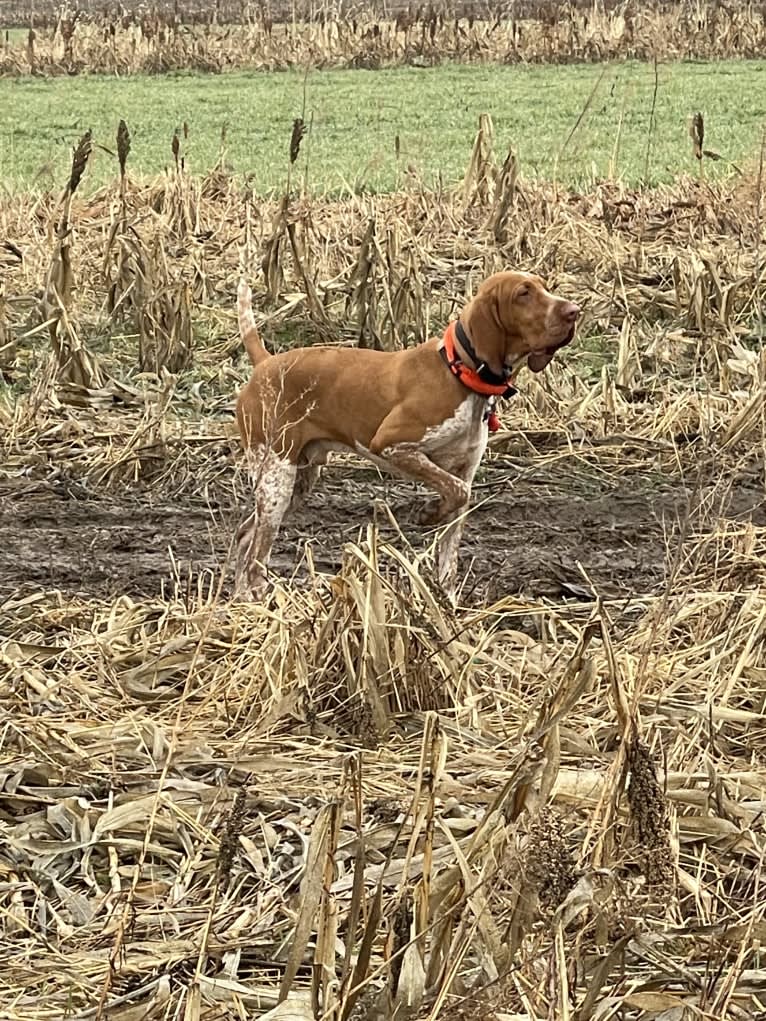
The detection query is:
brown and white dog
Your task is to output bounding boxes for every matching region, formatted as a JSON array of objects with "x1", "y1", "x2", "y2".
[{"x1": 233, "y1": 271, "x2": 579, "y2": 599}]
